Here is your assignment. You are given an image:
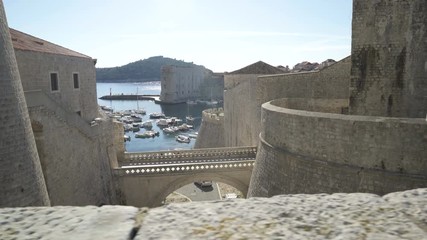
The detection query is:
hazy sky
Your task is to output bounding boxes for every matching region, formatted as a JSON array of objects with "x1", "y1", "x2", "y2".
[{"x1": 3, "y1": 0, "x2": 352, "y2": 72}]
